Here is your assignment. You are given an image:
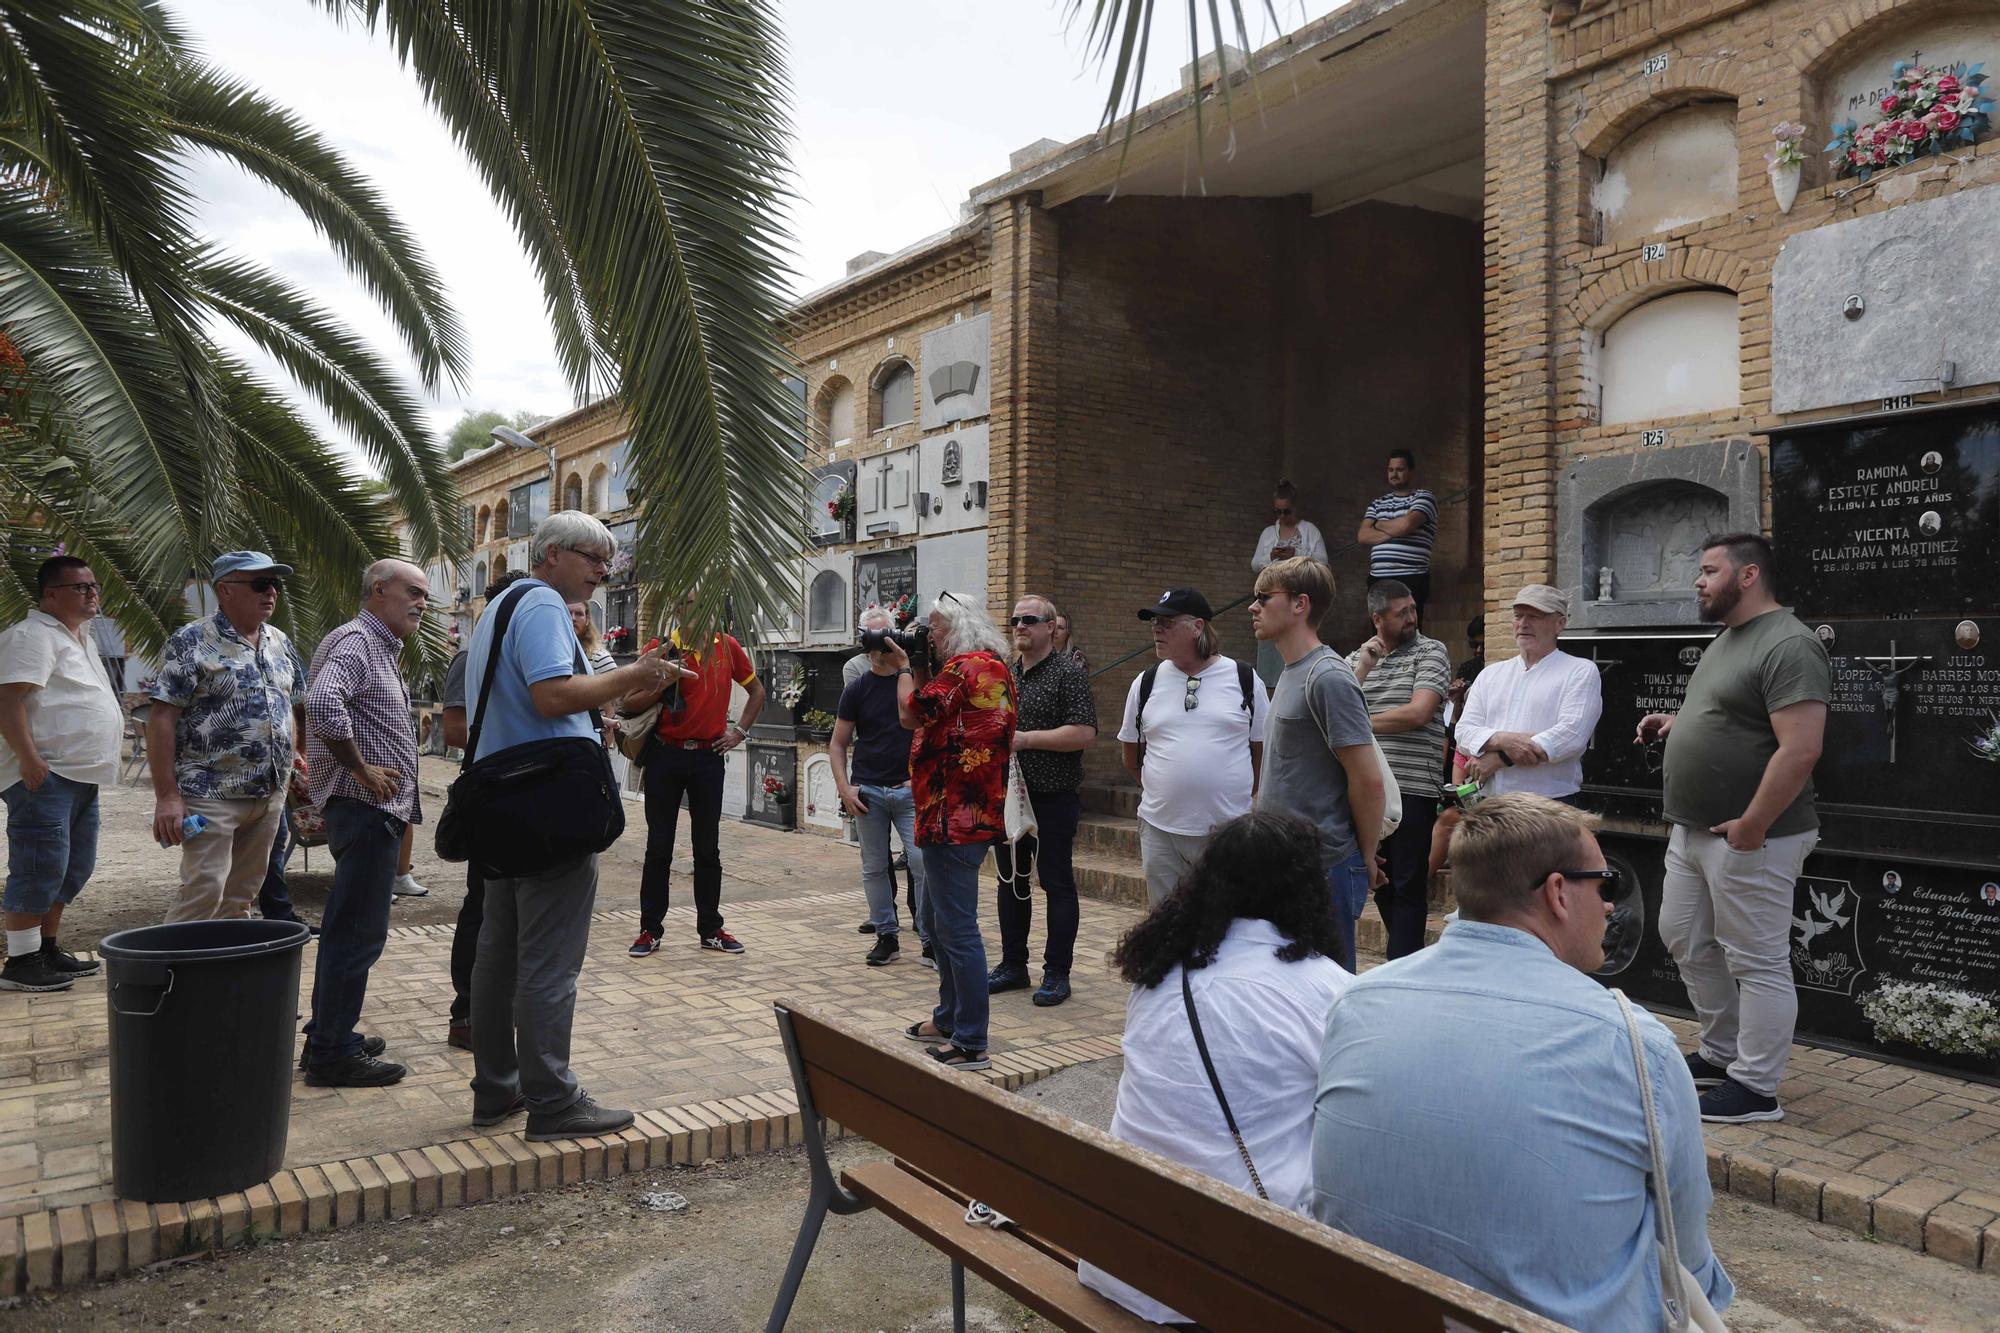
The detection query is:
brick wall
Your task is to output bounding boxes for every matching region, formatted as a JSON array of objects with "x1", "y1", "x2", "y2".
[{"x1": 1486, "y1": 0, "x2": 2000, "y2": 655}]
